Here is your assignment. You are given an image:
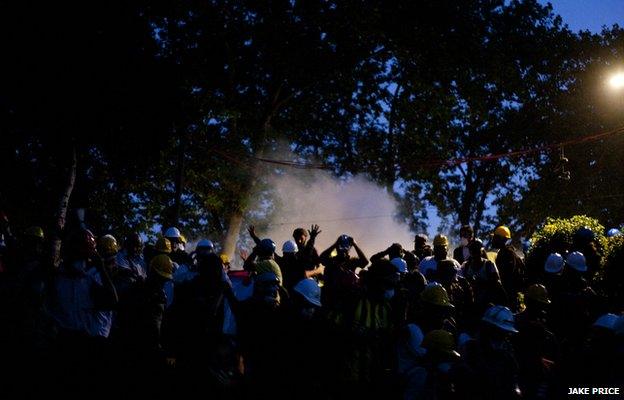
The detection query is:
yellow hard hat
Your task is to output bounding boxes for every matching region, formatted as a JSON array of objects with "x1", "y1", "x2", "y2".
[
  {"x1": 25, "y1": 226, "x2": 44, "y2": 240},
  {"x1": 526, "y1": 283, "x2": 551, "y2": 304},
  {"x1": 97, "y1": 234, "x2": 119, "y2": 257},
  {"x1": 494, "y1": 226, "x2": 511, "y2": 239},
  {"x1": 420, "y1": 283, "x2": 453, "y2": 307},
  {"x1": 433, "y1": 234, "x2": 449, "y2": 247},
  {"x1": 155, "y1": 237, "x2": 172, "y2": 253},
  {"x1": 150, "y1": 254, "x2": 174, "y2": 279},
  {"x1": 219, "y1": 254, "x2": 230, "y2": 264},
  {"x1": 422, "y1": 329, "x2": 460, "y2": 358}
]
